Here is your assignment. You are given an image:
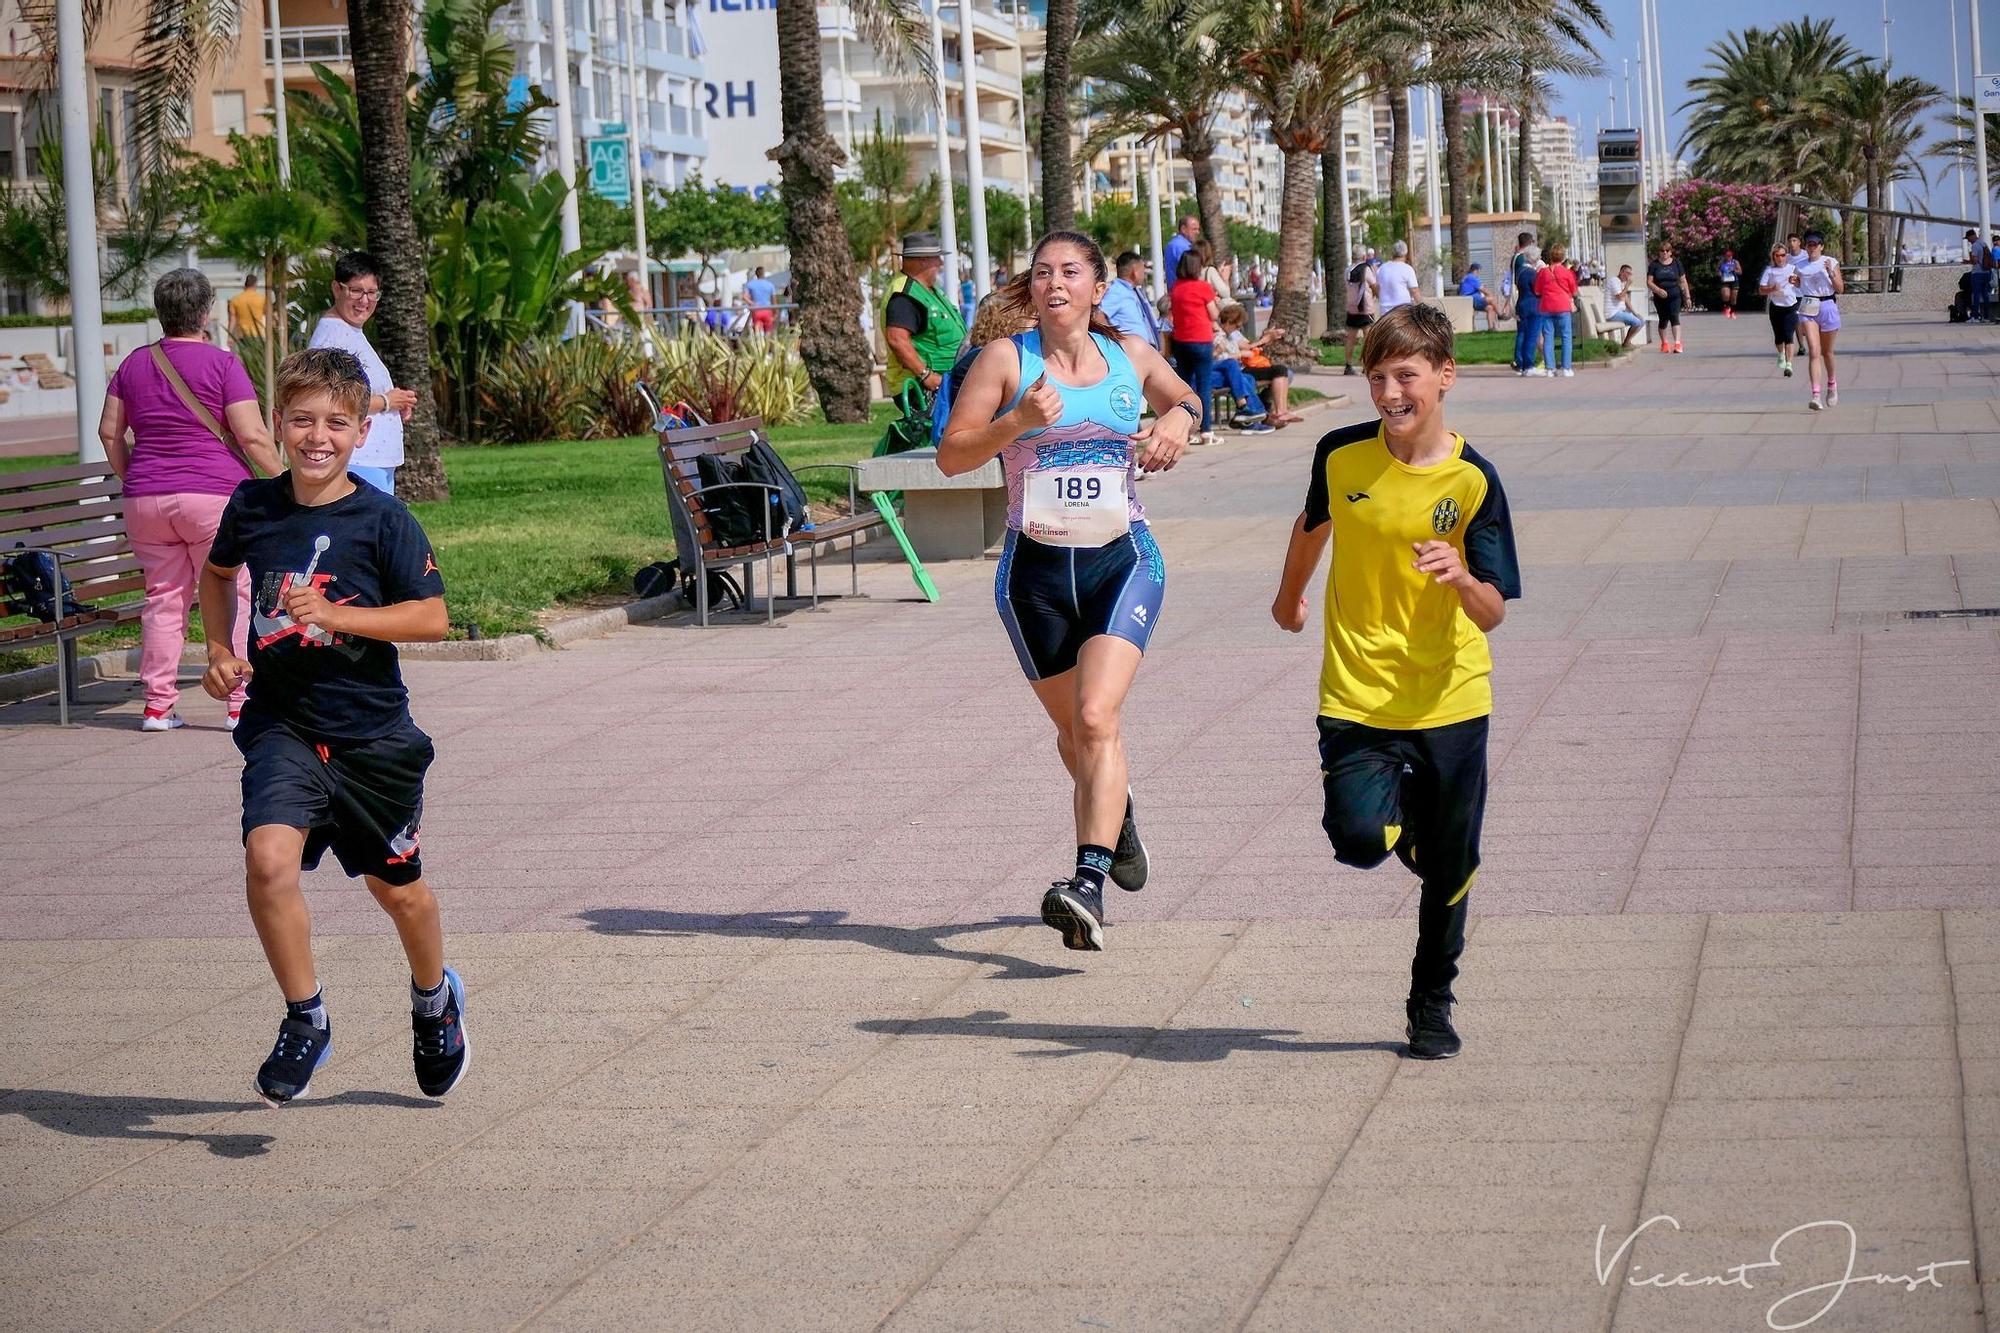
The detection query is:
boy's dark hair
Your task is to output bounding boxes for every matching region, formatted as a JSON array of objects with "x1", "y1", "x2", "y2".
[
  {"x1": 333, "y1": 251, "x2": 382, "y2": 285},
  {"x1": 275, "y1": 348, "x2": 371, "y2": 417},
  {"x1": 1218, "y1": 304, "x2": 1247, "y2": 329},
  {"x1": 1114, "y1": 250, "x2": 1143, "y2": 274},
  {"x1": 1361, "y1": 303, "x2": 1456, "y2": 374},
  {"x1": 1516, "y1": 231, "x2": 1533, "y2": 247}
]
